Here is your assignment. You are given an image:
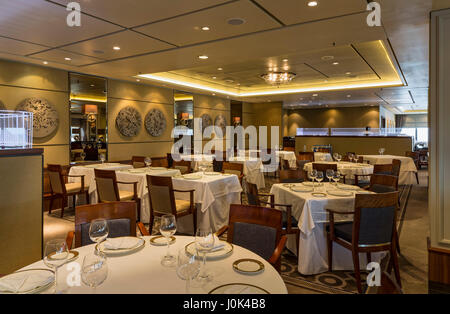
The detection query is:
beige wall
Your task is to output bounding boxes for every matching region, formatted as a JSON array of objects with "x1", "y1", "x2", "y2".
[
  {"x1": 286, "y1": 106, "x2": 380, "y2": 136},
  {"x1": 0, "y1": 59, "x2": 70, "y2": 165},
  {"x1": 246, "y1": 102, "x2": 283, "y2": 148}
]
